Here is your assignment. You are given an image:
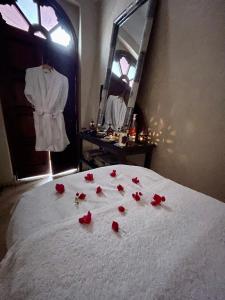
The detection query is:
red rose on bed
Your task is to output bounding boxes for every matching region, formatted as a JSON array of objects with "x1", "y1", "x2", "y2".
[
  {"x1": 151, "y1": 194, "x2": 166, "y2": 206},
  {"x1": 79, "y1": 211, "x2": 92, "y2": 224},
  {"x1": 112, "y1": 221, "x2": 119, "y2": 232},
  {"x1": 132, "y1": 177, "x2": 139, "y2": 184},
  {"x1": 84, "y1": 173, "x2": 94, "y2": 181},
  {"x1": 132, "y1": 192, "x2": 142, "y2": 201},
  {"x1": 110, "y1": 170, "x2": 117, "y2": 177},
  {"x1": 96, "y1": 186, "x2": 102, "y2": 194},
  {"x1": 117, "y1": 184, "x2": 124, "y2": 192},
  {"x1": 55, "y1": 183, "x2": 65, "y2": 194},
  {"x1": 118, "y1": 206, "x2": 125, "y2": 213}
]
